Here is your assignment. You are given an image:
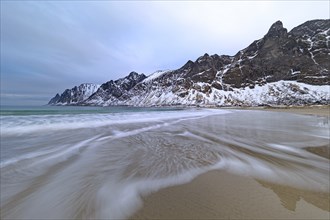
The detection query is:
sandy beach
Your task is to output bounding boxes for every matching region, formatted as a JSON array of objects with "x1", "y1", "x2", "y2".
[
  {"x1": 130, "y1": 106, "x2": 330, "y2": 220},
  {"x1": 1, "y1": 106, "x2": 329, "y2": 219},
  {"x1": 259, "y1": 105, "x2": 330, "y2": 117}
]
